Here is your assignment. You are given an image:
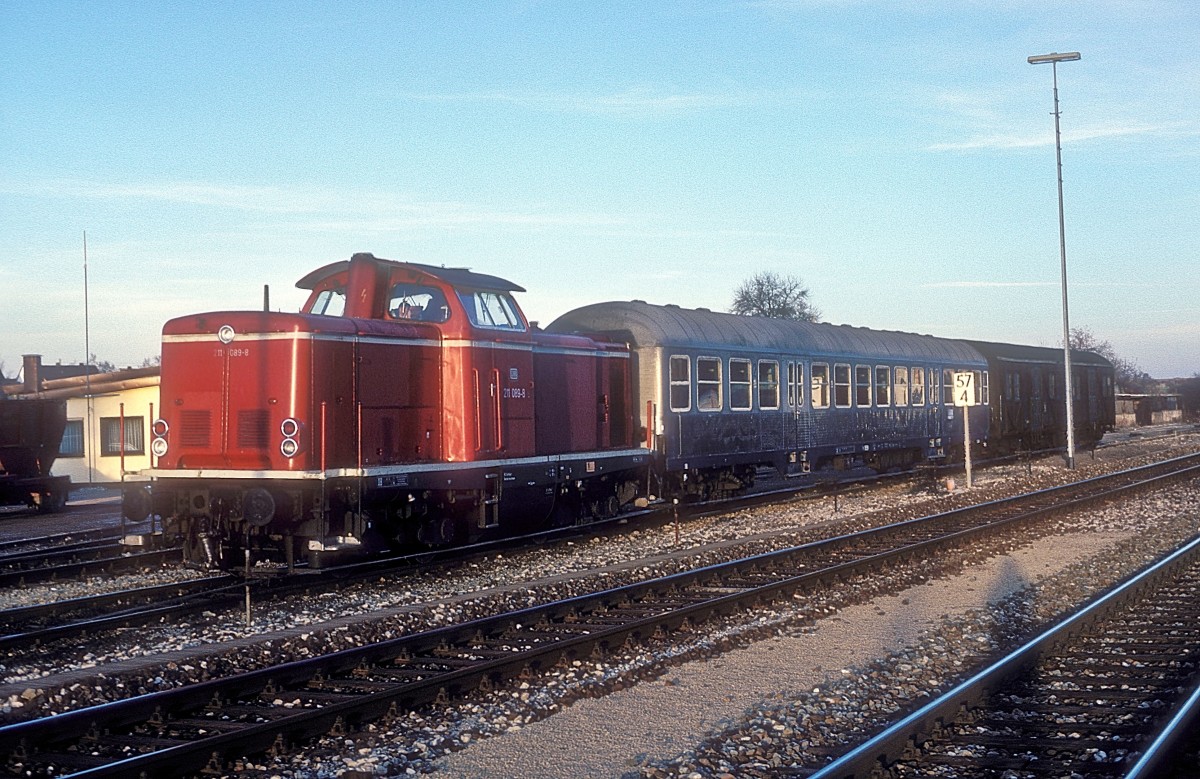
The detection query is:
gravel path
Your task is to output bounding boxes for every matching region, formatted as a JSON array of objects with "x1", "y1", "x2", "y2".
[{"x1": 428, "y1": 529, "x2": 1129, "y2": 778}]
